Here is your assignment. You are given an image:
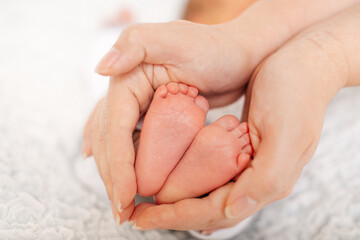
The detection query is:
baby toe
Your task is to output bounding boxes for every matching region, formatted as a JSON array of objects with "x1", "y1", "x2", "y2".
[
  {"x1": 194, "y1": 95, "x2": 209, "y2": 113},
  {"x1": 154, "y1": 85, "x2": 168, "y2": 98},
  {"x1": 187, "y1": 86, "x2": 199, "y2": 98},
  {"x1": 213, "y1": 115, "x2": 240, "y2": 132},
  {"x1": 167, "y1": 82, "x2": 180, "y2": 94},
  {"x1": 178, "y1": 83, "x2": 189, "y2": 94}
]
